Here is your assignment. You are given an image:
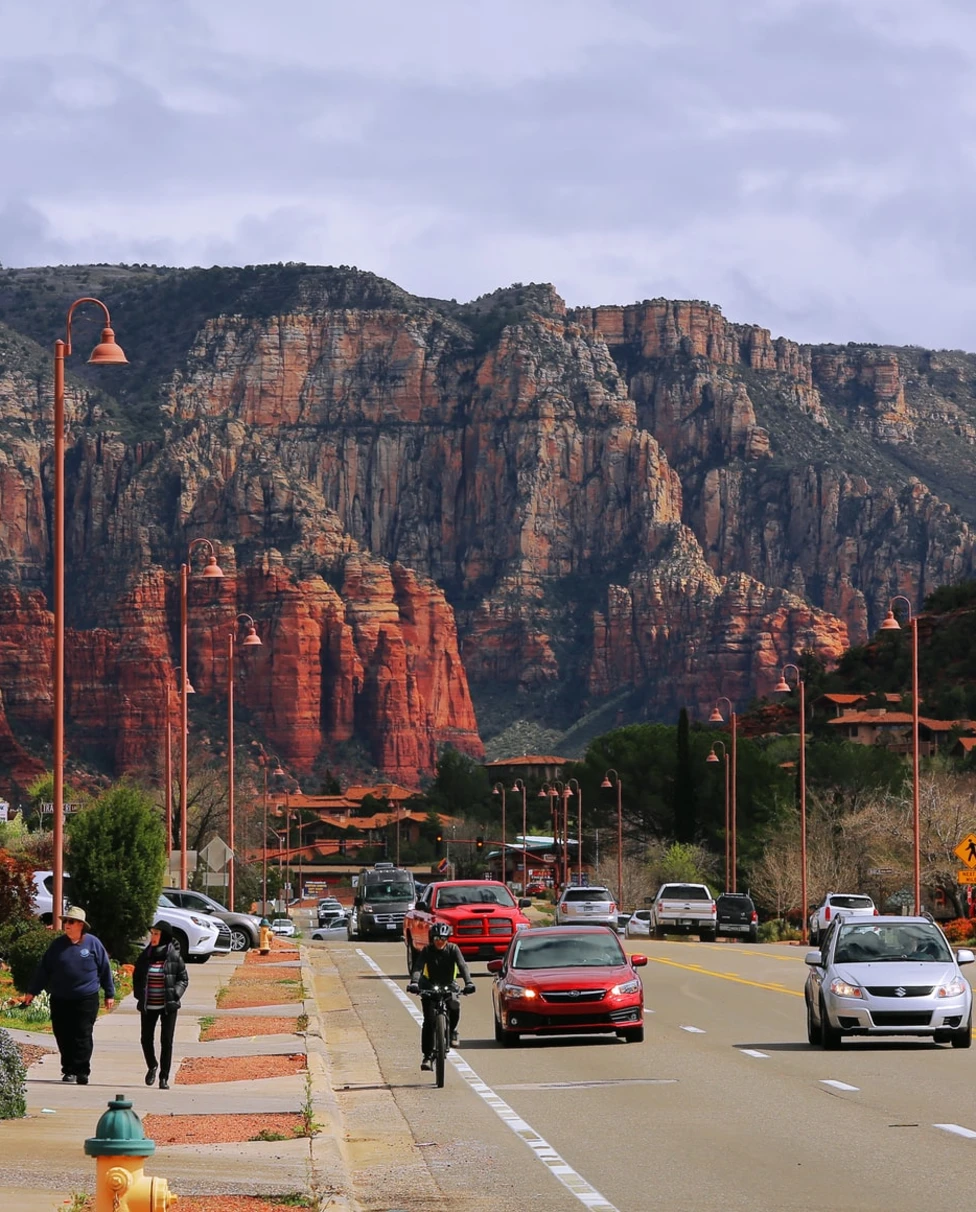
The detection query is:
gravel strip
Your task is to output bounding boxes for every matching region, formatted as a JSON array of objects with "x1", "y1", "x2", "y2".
[
  {"x1": 15, "y1": 1040, "x2": 55, "y2": 1069},
  {"x1": 218, "y1": 988, "x2": 302, "y2": 1009},
  {"x1": 143, "y1": 1113, "x2": 305, "y2": 1145},
  {"x1": 176, "y1": 1053, "x2": 306, "y2": 1084},
  {"x1": 200, "y1": 1016, "x2": 299, "y2": 1041}
]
